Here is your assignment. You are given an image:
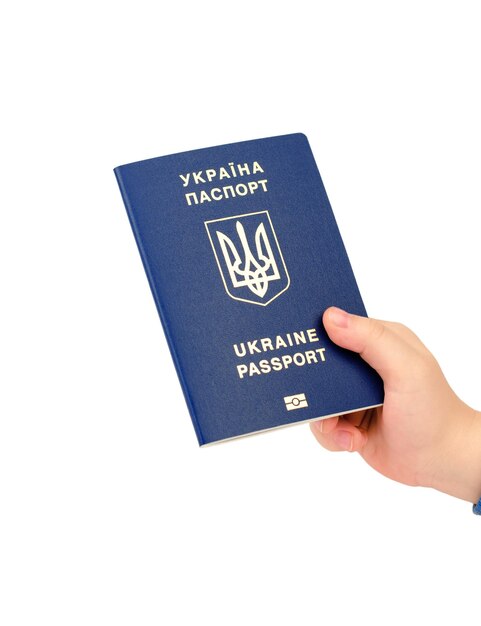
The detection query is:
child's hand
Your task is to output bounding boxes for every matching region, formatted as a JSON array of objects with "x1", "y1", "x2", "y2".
[{"x1": 310, "y1": 307, "x2": 481, "y2": 503}]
